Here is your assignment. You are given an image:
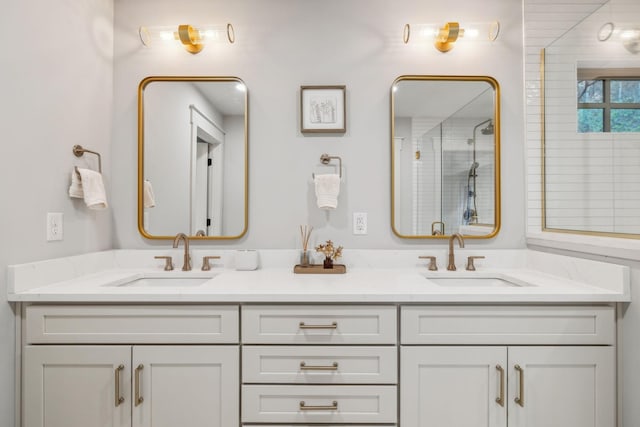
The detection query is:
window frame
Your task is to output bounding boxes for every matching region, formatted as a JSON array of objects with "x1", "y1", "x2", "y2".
[{"x1": 577, "y1": 73, "x2": 640, "y2": 133}]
